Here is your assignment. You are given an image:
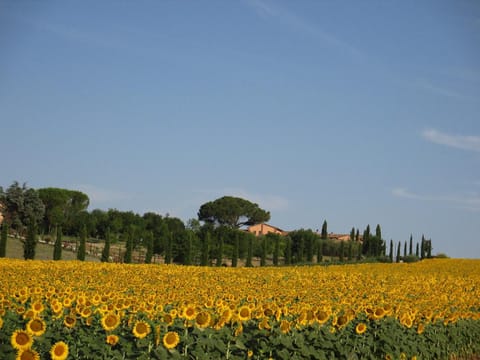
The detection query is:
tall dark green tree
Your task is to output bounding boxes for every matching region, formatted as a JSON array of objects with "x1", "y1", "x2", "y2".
[
  {"x1": 350, "y1": 227, "x2": 355, "y2": 242},
  {"x1": 232, "y1": 233, "x2": 239, "y2": 267},
  {"x1": 200, "y1": 232, "x2": 210, "y2": 266},
  {"x1": 389, "y1": 239, "x2": 393, "y2": 262},
  {"x1": 124, "y1": 230, "x2": 133, "y2": 264},
  {"x1": 355, "y1": 229, "x2": 360, "y2": 242},
  {"x1": 77, "y1": 225, "x2": 87, "y2": 261},
  {"x1": 164, "y1": 232, "x2": 172, "y2": 264},
  {"x1": 24, "y1": 217, "x2": 37, "y2": 260},
  {"x1": 321, "y1": 220, "x2": 328, "y2": 239},
  {"x1": 316, "y1": 240, "x2": 323, "y2": 263},
  {"x1": 426, "y1": 239, "x2": 432, "y2": 258},
  {"x1": 260, "y1": 236, "x2": 267, "y2": 266},
  {"x1": 101, "y1": 228, "x2": 111, "y2": 262},
  {"x1": 246, "y1": 234, "x2": 253, "y2": 267},
  {"x1": 409, "y1": 234, "x2": 413, "y2": 255},
  {"x1": 216, "y1": 236, "x2": 224, "y2": 267},
  {"x1": 284, "y1": 236, "x2": 292, "y2": 265},
  {"x1": 144, "y1": 231, "x2": 153, "y2": 264},
  {"x1": 339, "y1": 240, "x2": 345, "y2": 262},
  {"x1": 0, "y1": 223, "x2": 8, "y2": 257},
  {"x1": 362, "y1": 225, "x2": 371, "y2": 256},
  {"x1": 396, "y1": 241, "x2": 401, "y2": 263},
  {"x1": 272, "y1": 234, "x2": 280, "y2": 266},
  {"x1": 416, "y1": 242, "x2": 420, "y2": 257},
  {"x1": 347, "y1": 241, "x2": 353, "y2": 261},
  {"x1": 421, "y1": 235, "x2": 426, "y2": 259},
  {"x1": 53, "y1": 226, "x2": 62, "y2": 261},
  {"x1": 403, "y1": 241, "x2": 407, "y2": 257}
]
